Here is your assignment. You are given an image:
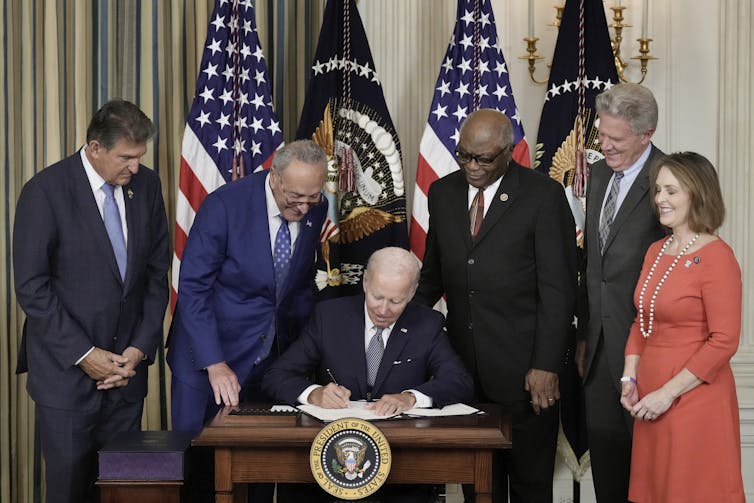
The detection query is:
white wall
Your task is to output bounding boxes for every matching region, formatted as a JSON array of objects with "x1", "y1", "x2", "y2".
[{"x1": 358, "y1": 1, "x2": 752, "y2": 501}]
